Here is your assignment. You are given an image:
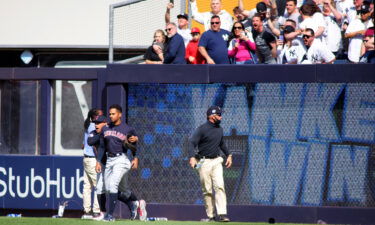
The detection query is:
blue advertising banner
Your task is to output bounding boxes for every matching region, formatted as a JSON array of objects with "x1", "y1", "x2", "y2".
[{"x1": 0, "y1": 156, "x2": 83, "y2": 210}]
